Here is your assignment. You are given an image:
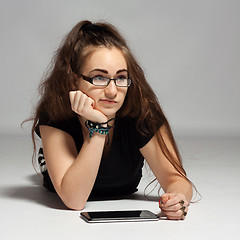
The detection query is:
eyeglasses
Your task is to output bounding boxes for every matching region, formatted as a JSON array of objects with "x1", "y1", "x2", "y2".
[{"x1": 81, "y1": 75, "x2": 131, "y2": 87}]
